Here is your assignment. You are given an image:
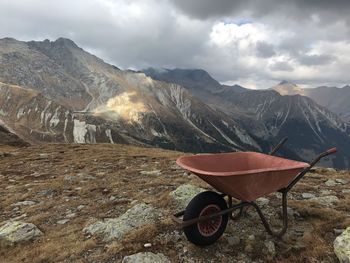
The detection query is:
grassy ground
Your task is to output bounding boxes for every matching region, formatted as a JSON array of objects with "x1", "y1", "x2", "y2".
[{"x1": 0, "y1": 143, "x2": 349, "y2": 262}]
